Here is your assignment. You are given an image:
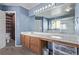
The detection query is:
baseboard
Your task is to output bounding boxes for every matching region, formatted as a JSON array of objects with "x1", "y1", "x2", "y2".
[{"x1": 15, "y1": 44, "x2": 22, "y2": 47}]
